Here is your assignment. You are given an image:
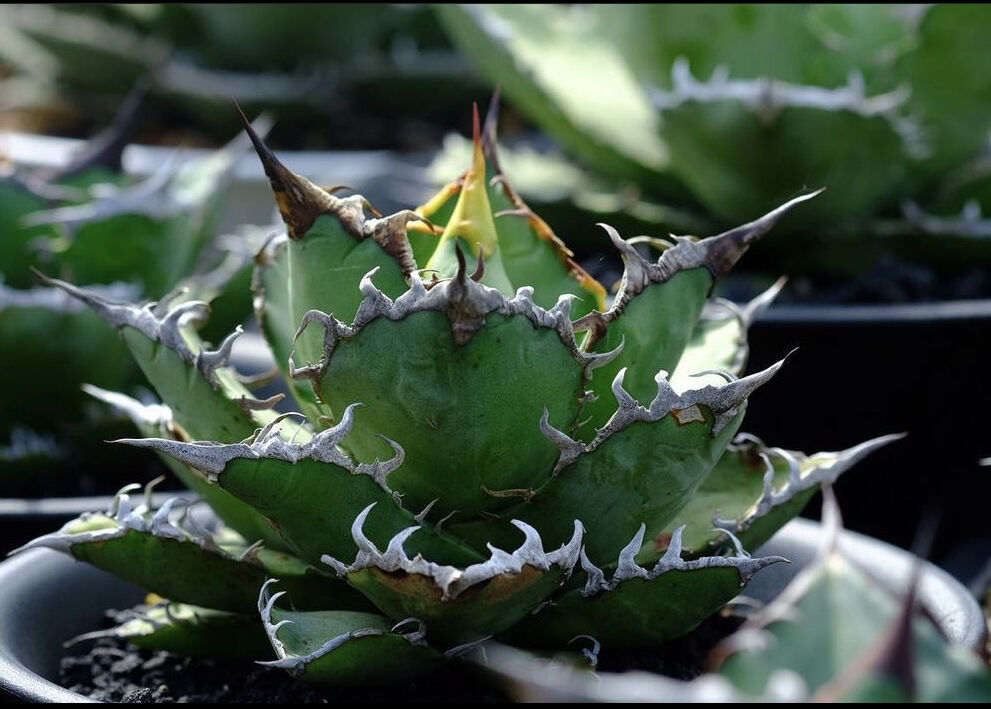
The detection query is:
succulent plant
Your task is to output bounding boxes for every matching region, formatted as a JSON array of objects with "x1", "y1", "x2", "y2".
[
  {"x1": 478, "y1": 494, "x2": 991, "y2": 702},
  {"x1": 437, "y1": 5, "x2": 991, "y2": 275},
  {"x1": 14, "y1": 102, "x2": 899, "y2": 687},
  {"x1": 0, "y1": 94, "x2": 257, "y2": 482}
]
